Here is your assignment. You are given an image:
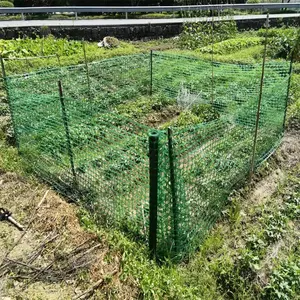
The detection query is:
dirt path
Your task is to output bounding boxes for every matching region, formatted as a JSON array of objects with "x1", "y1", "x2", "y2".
[{"x1": 0, "y1": 172, "x2": 137, "y2": 300}]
